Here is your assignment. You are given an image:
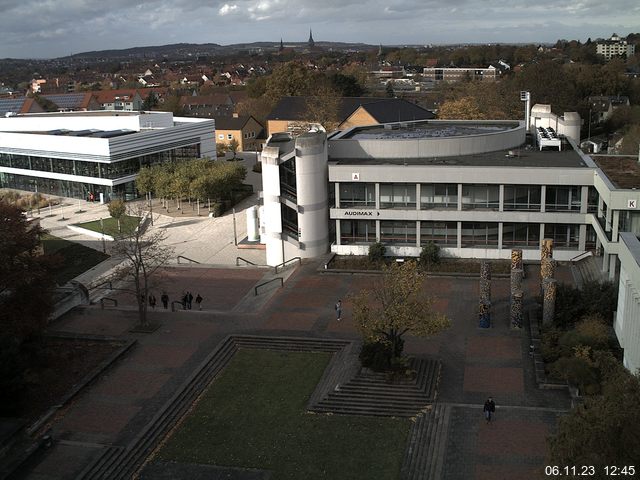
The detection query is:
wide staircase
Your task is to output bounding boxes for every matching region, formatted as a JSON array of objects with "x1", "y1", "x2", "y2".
[
  {"x1": 309, "y1": 357, "x2": 441, "y2": 417},
  {"x1": 571, "y1": 254, "x2": 605, "y2": 288}
]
